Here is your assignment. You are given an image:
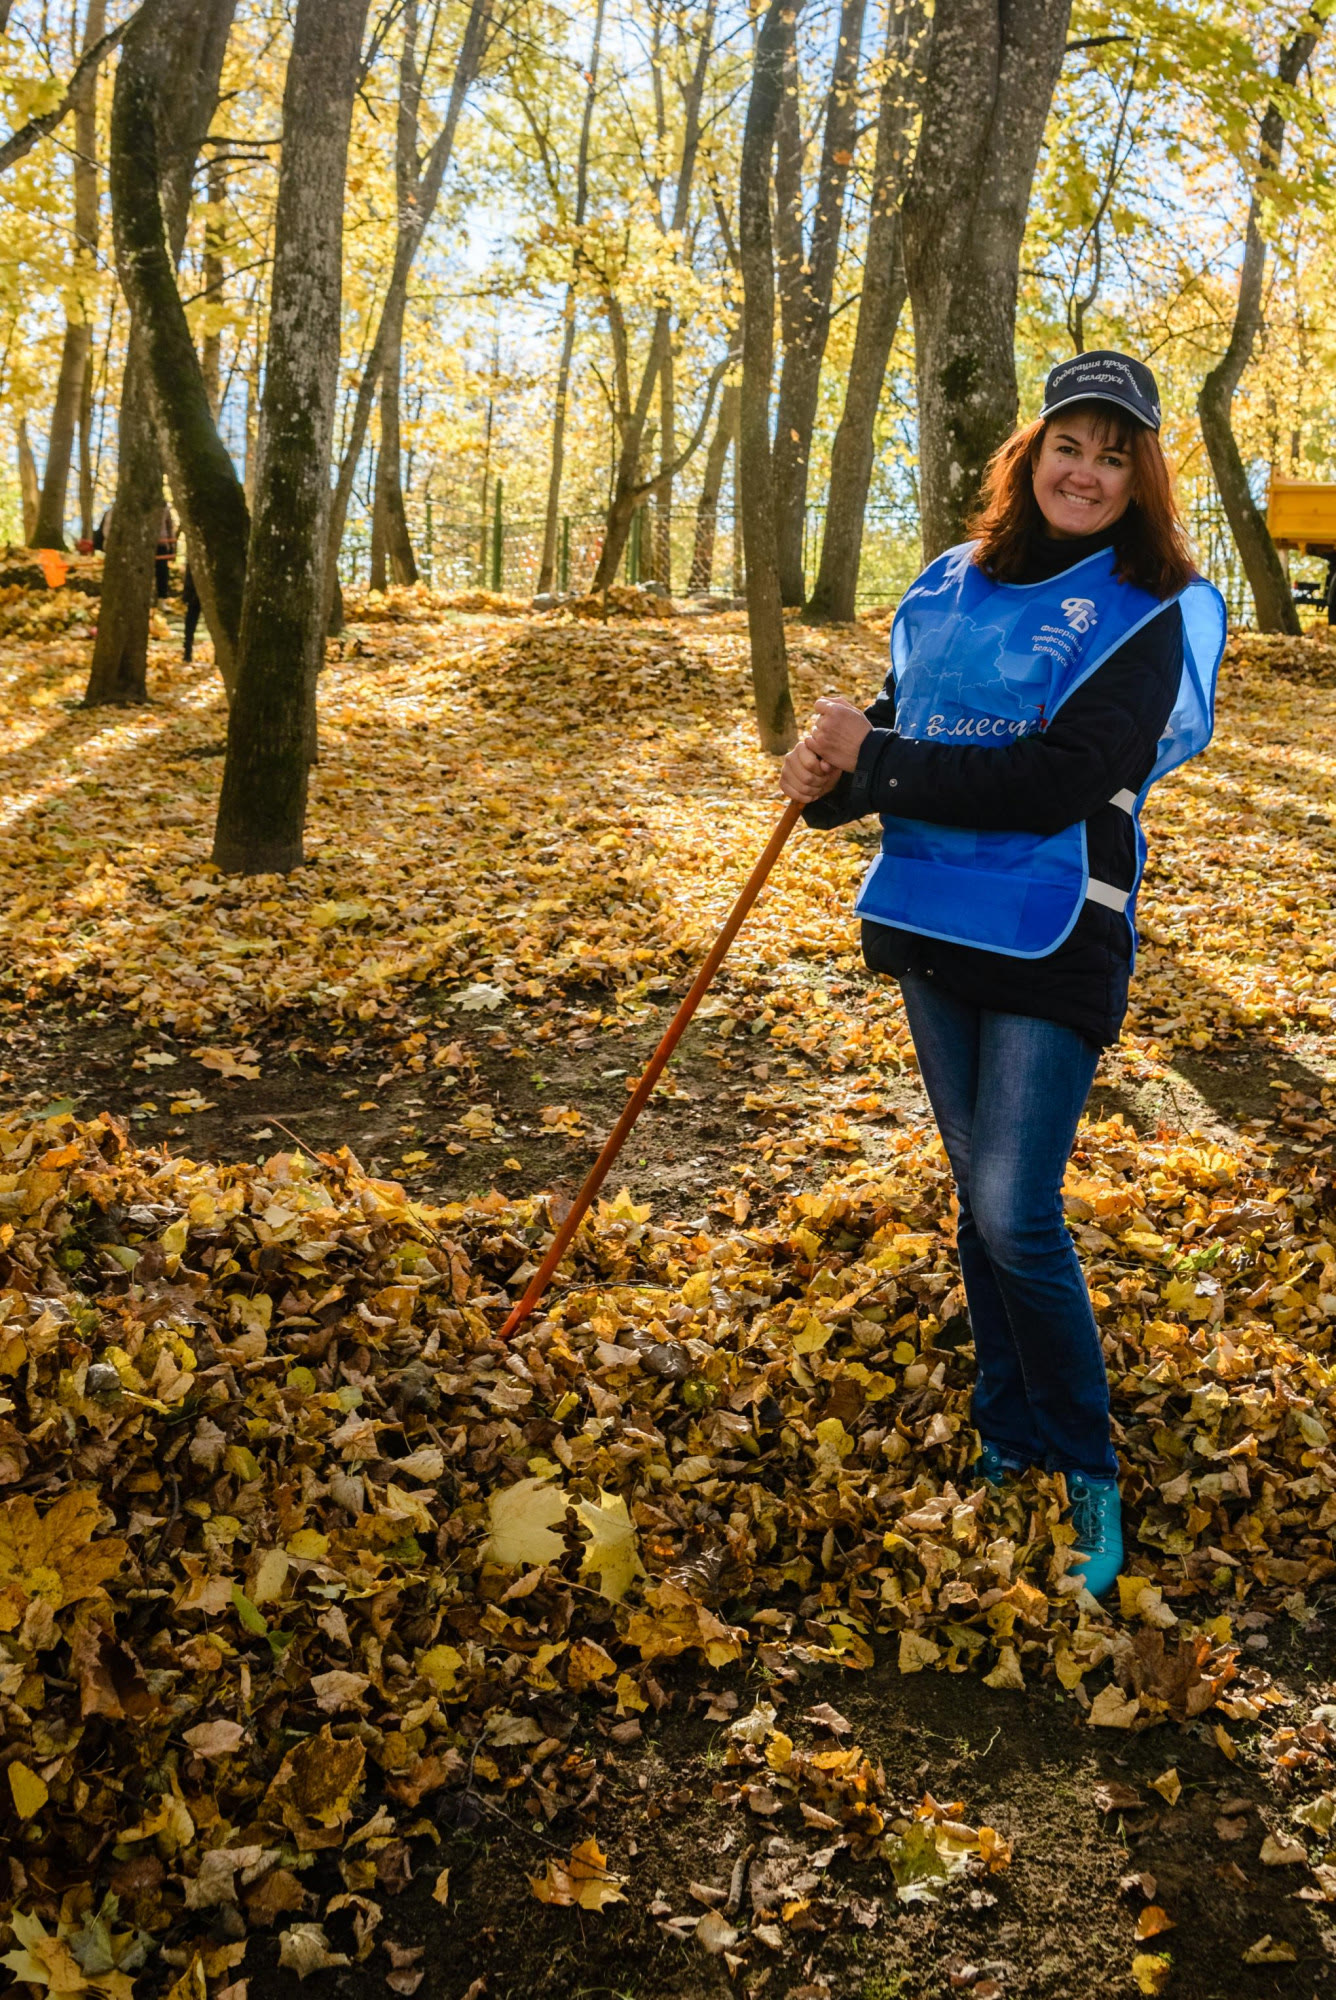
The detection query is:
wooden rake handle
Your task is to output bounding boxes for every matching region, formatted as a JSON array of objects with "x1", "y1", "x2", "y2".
[{"x1": 499, "y1": 798, "x2": 804, "y2": 1338}]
